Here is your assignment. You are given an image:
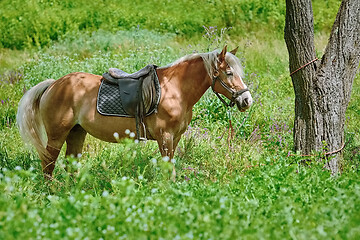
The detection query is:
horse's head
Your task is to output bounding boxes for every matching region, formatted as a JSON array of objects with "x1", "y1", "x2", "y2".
[{"x1": 211, "y1": 45, "x2": 253, "y2": 112}]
